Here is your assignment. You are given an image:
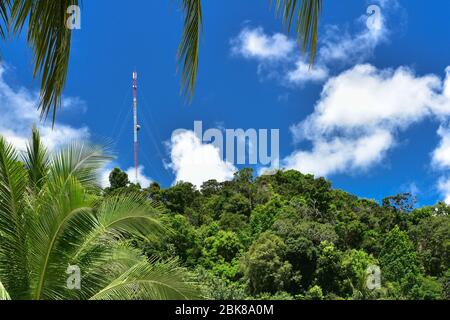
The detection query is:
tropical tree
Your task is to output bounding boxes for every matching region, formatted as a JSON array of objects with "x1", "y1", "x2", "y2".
[
  {"x1": 0, "y1": 128, "x2": 198, "y2": 300},
  {"x1": 241, "y1": 232, "x2": 293, "y2": 295},
  {"x1": 0, "y1": 0, "x2": 322, "y2": 121}
]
